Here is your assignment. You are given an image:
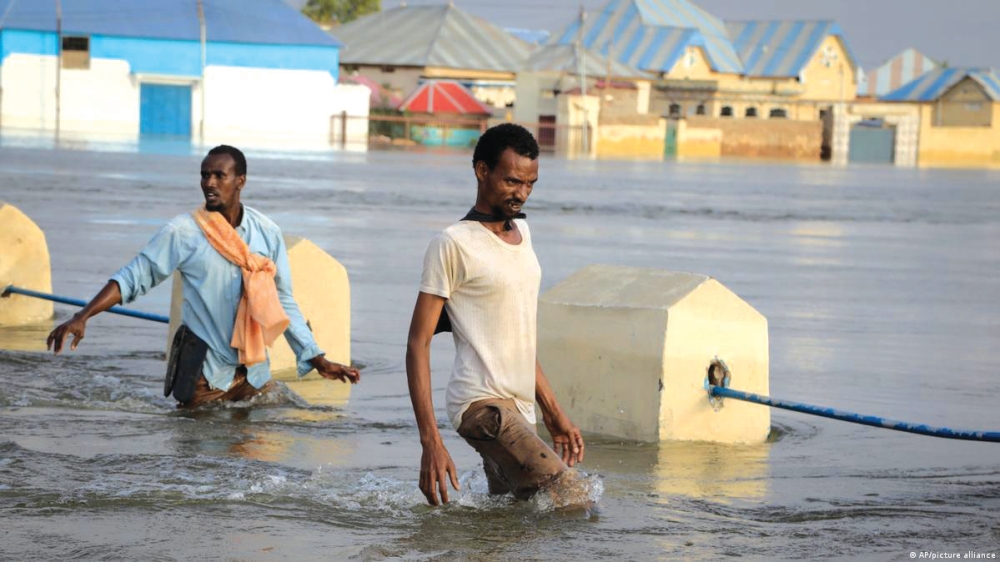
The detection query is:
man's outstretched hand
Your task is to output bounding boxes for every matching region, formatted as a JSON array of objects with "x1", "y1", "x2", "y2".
[
  {"x1": 47, "y1": 314, "x2": 88, "y2": 354},
  {"x1": 310, "y1": 355, "x2": 360, "y2": 384}
]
